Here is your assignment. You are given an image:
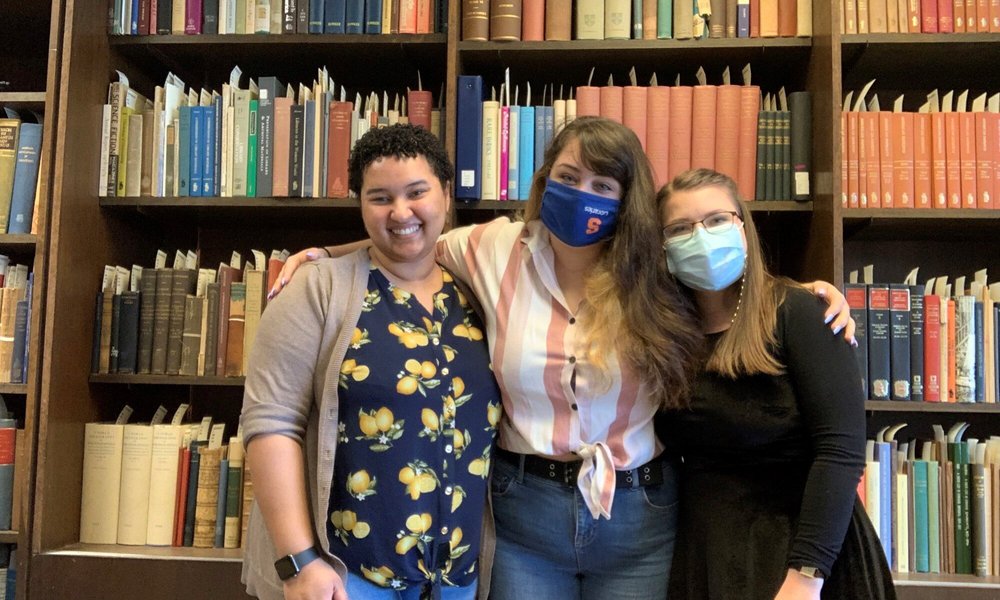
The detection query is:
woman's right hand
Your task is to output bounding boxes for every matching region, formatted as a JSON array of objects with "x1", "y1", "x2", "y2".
[
  {"x1": 268, "y1": 247, "x2": 327, "y2": 300},
  {"x1": 283, "y1": 558, "x2": 348, "y2": 600}
]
